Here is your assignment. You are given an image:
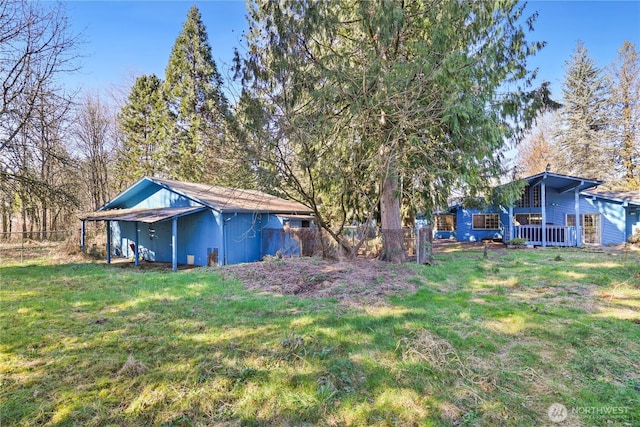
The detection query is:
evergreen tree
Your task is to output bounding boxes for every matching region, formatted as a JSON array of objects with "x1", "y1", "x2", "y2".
[
  {"x1": 116, "y1": 74, "x2": 167, "y2": 184},
  {"x1": 557, "y1": 42, "x2": 612, "y2": 180},
  {"x1": 162, "y1": 5, "x2": 231, "y2": 182},
  {"x1": 238, "y1": 0, "x2": 553, "y2": 262},
  {"x1": 608, "y1": 41, "x2": 640, "y2": 189}
]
